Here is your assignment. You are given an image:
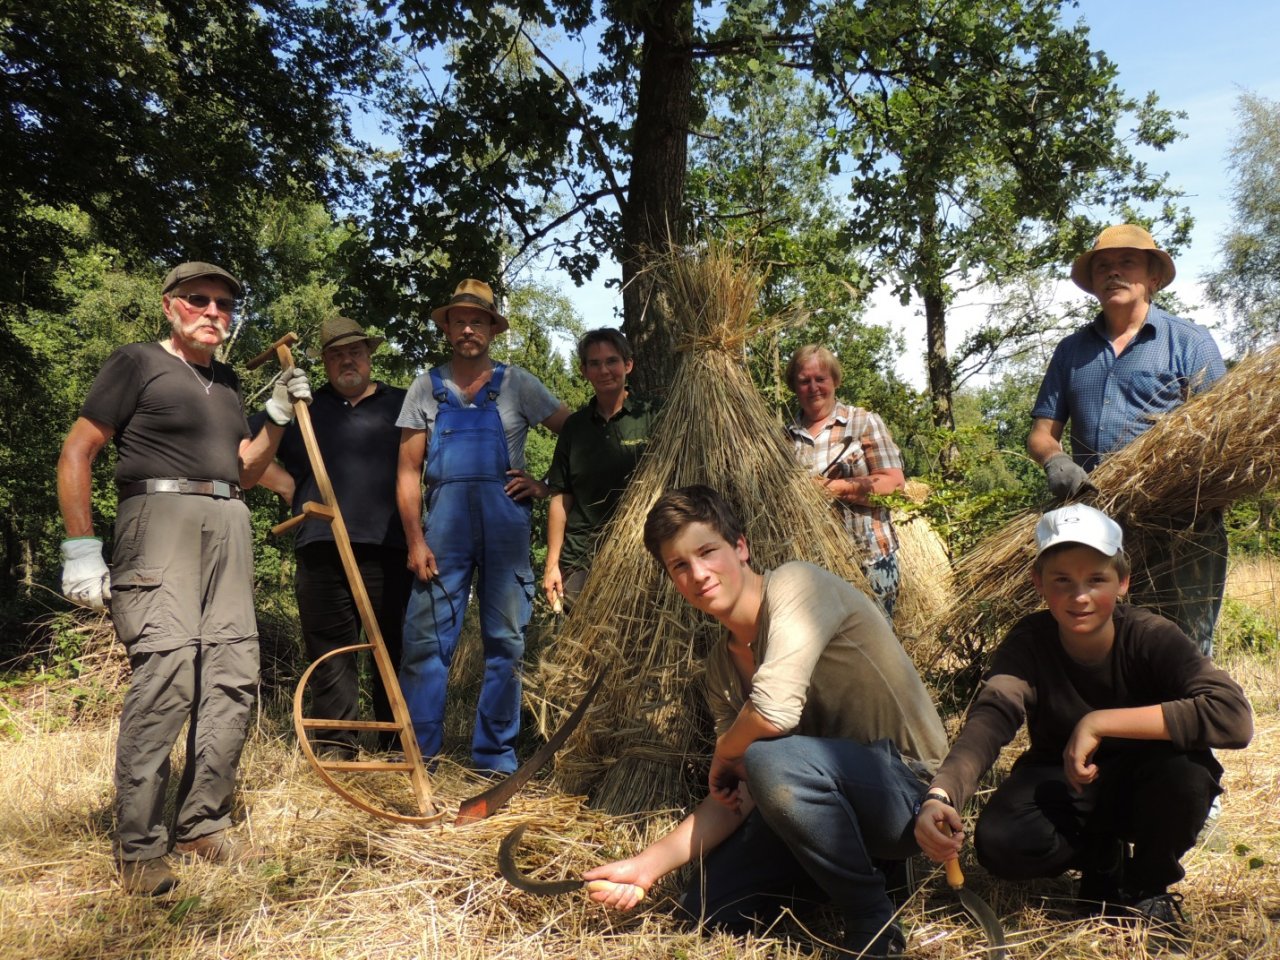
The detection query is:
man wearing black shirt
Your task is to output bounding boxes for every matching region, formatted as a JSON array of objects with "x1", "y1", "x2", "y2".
[
  {"x1": 56, "y1": 262, "x2": 311, "y2": 896},
  {"x1": 256, "y1": 317, "x2": 410, "y2": 758}
]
